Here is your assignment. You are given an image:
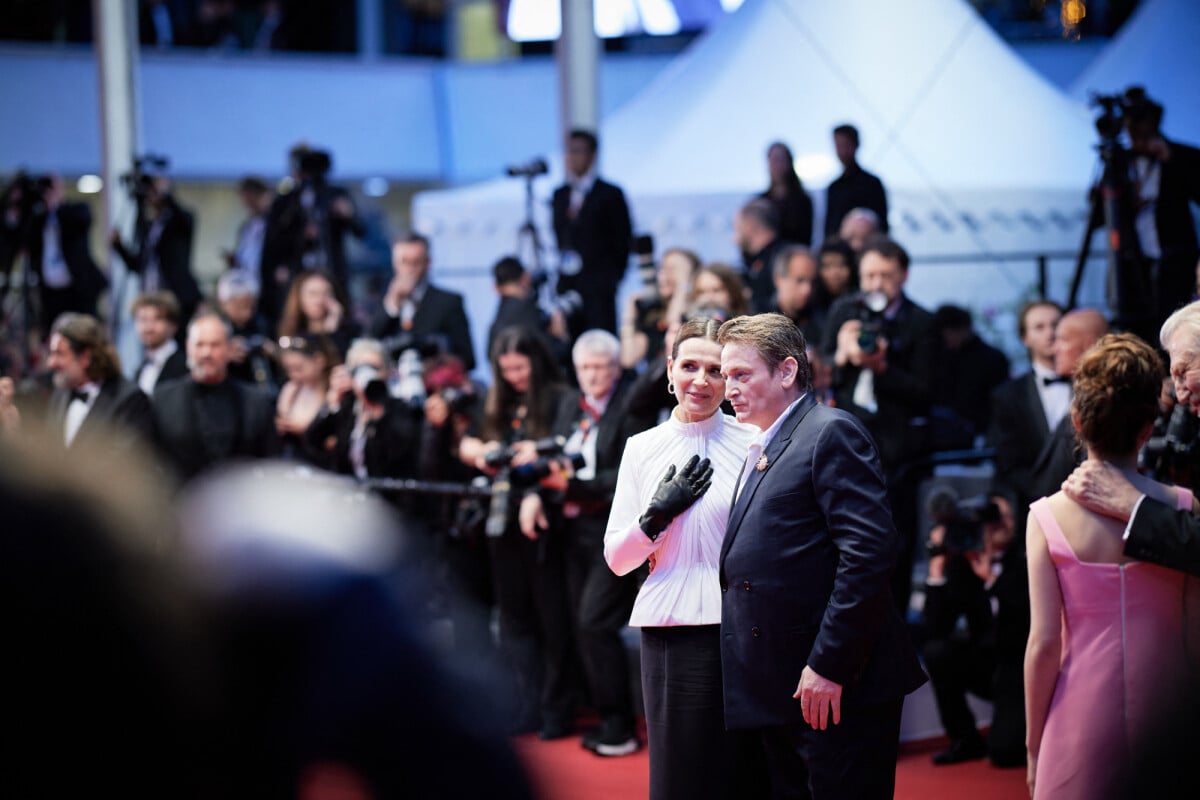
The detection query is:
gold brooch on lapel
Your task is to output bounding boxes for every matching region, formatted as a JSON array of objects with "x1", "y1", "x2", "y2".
[{"x1": 756, "y1": 455, "x2": 770, "y2": 472}]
